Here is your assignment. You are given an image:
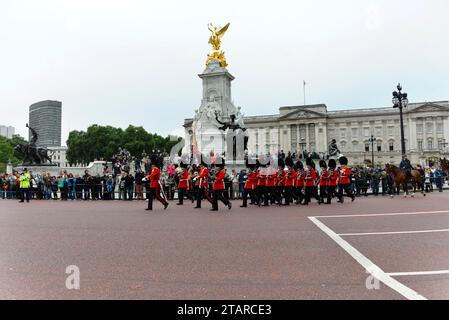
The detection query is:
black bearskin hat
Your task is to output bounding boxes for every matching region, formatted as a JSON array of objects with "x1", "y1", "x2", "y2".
[
  {"x1": 150, "y1": 155, "x2": 163, "y2": 168},
  {"x1": 319, "y1": 160, "x2": 327, "y2": 169},
  {"x1": 339, "y1": 156, "x2": 348, "y2": 166},
  {"x1": 285, "y1": 157, "x2": 294, "y2": 168},
  {"x1": 328, "y1": 159, "x2": 337, "y2": 169},
  {"x1": 179, "y1": 162, "x2": 188, "y2": 169},
  {"x1": 306, "y1": 157, "x2": 313, "y2": 167},
  {"x1": 278, "y1": 158, "x2": 285, "y2": 168},
  {"x1": 294, "y1": 161, "x2": 304, "y2": 170}
]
